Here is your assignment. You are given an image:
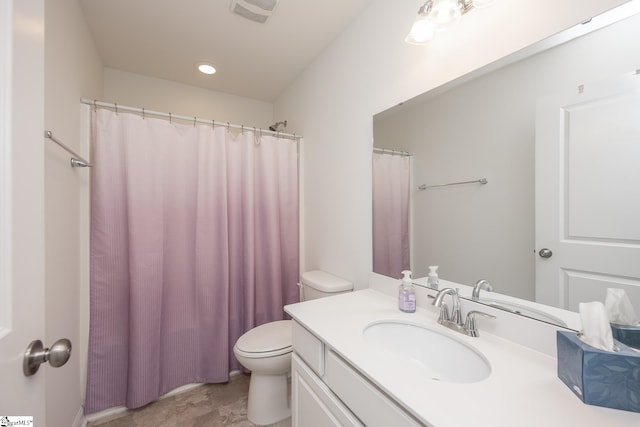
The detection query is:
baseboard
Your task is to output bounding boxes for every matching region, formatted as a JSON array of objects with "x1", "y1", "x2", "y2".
[
  {"x1": 72, "y1": 407, "x2": 87, "y2": 427},
  {"x1": 84, "y1": 404, "x2": 131, "y2": 426}
]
